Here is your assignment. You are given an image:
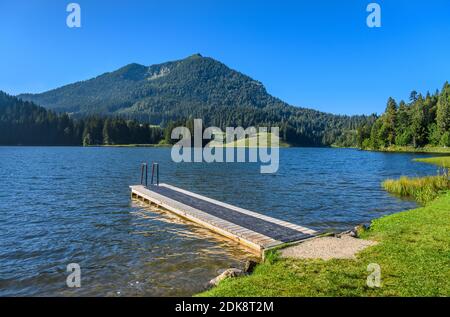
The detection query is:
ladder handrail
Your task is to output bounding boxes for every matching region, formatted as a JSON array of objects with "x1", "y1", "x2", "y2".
[
  {"x1": 140, "y1": 162, "x2": 159, "y2": 187},
  {"x1": 140, "y1": 162, "x2": 148, "y2": 187},
  {"x1": 151, "y1": 162, "x2": 159, "y2": 186}
]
